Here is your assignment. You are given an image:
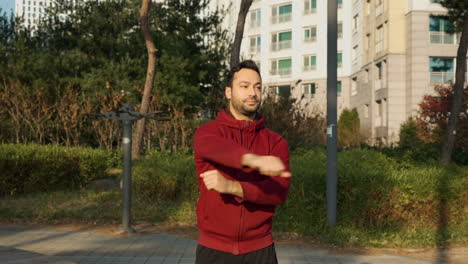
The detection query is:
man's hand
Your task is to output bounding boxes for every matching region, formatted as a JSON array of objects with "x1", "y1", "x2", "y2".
[
  {"x1": 242, "y1": 153, "x2": 291, "y2": 178},
  {"x1": 200, "y1": 170, "x2": 243, "y2": 197}
]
